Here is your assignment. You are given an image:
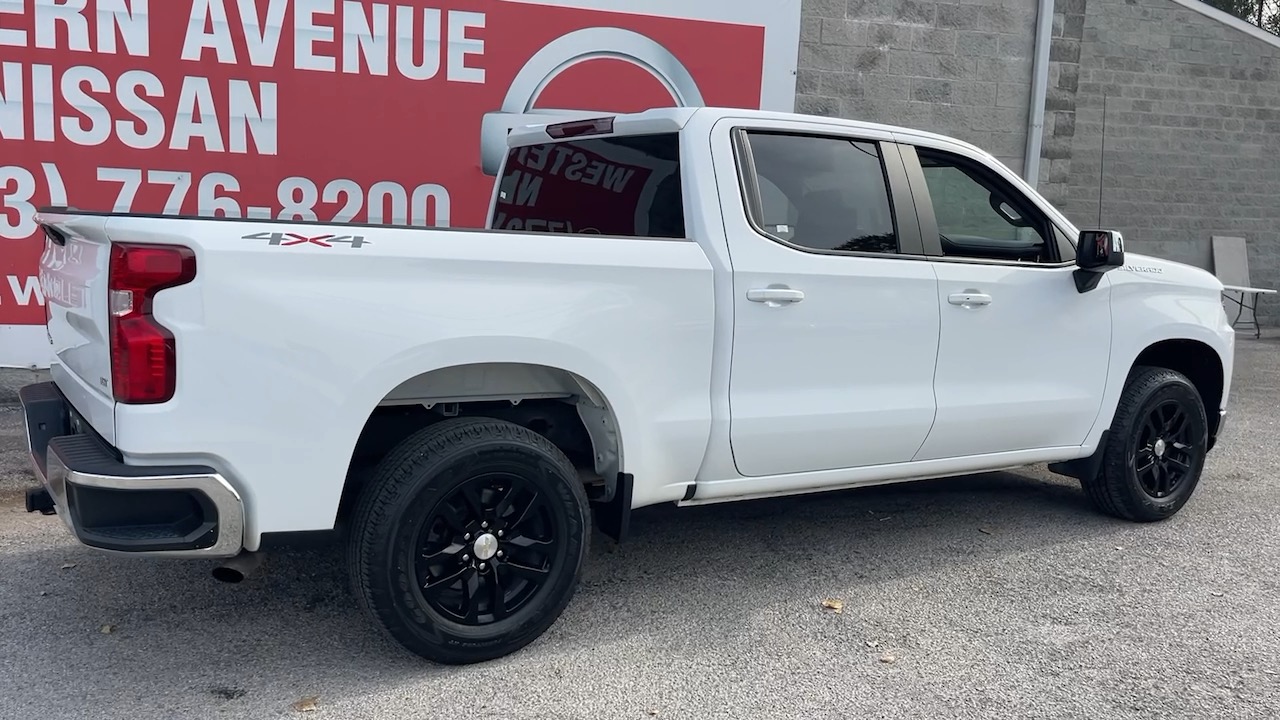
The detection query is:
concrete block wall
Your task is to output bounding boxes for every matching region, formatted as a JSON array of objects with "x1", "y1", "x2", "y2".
[
  {"x1": 797, "y1": 0, "x2": 1280, "y2": 325},
  {"x1": 1037, "y1": 0, "x2": 1280, "y2": 324},
  {"x1": 796, "y1": 0, "x2": 1039, "y2": 174}
]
